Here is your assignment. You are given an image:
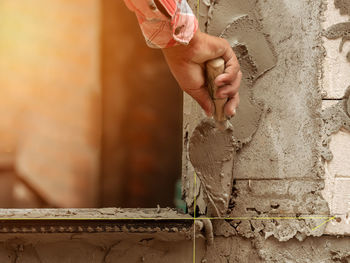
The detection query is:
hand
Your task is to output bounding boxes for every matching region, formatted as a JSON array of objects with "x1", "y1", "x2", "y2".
[{"x1": 162, "y1": 29, "x2": 242, "y2": 117}]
